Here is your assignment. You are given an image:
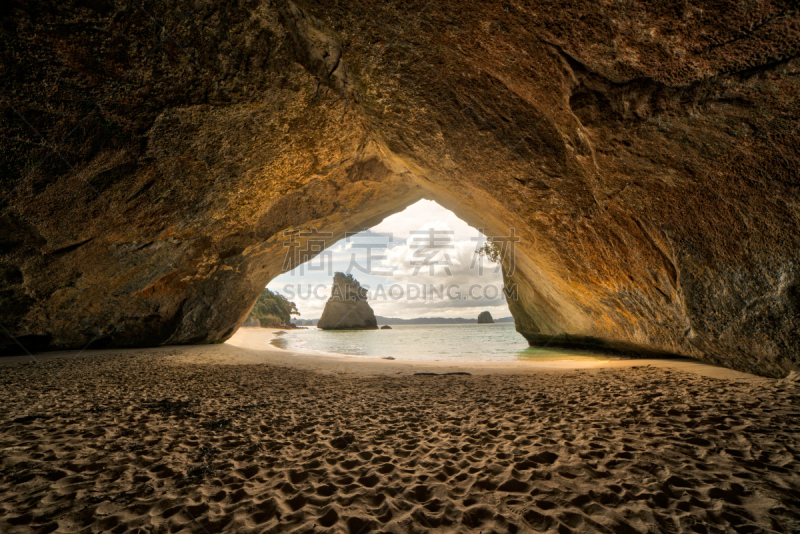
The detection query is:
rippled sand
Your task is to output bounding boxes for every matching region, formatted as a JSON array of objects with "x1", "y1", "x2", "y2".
[{"x1": 1, "y1": 338, "x2": 799, "y2": 533}]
